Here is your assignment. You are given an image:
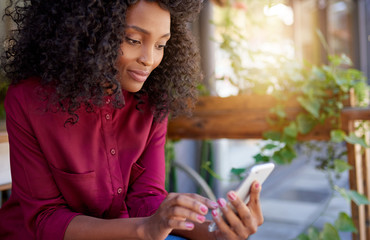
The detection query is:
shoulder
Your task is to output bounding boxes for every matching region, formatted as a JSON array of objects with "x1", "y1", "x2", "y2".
[
  {"x1": 6, "y1": 77, "x2": 43, "y2": 100},
  {"x1": 5, "y1": 77, "x2": 46, "y2": 116}
]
